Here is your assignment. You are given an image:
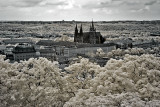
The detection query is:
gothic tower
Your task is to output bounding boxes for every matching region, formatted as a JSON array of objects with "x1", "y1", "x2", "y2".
[
  {"x1": 89, "y1": 20, "x2": 96, "y2": 44},
  {"x1": 80, "y1": 24, "x2": 83, "y2": 34},
  {"x1": 80, "y1": 24, "x2": 83, "y2": 42},
  {"x1": 74, "y1": 20, "x2": 104, "y2": 44},
  {"x1": 90, "y1": 20, "x2": 96, "y2": 32},
  {"x1": 74, "y1": 24, "x2": 78, "y2": 42}
]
